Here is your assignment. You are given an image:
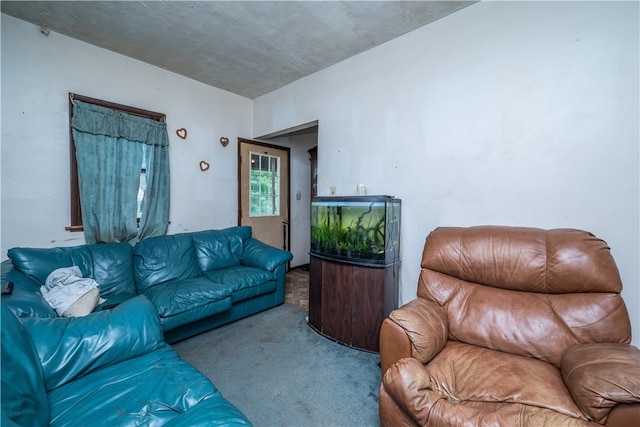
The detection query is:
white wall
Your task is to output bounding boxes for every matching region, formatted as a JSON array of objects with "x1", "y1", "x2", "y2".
[
  {"x1": 253, "y1": 1, "x2": 640, "y2": 344},
  {"x1": 1, "y1": 15, "x2": 252, "y2": 255}
]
